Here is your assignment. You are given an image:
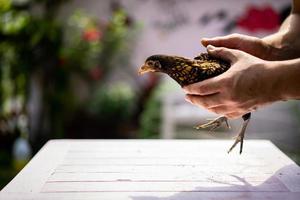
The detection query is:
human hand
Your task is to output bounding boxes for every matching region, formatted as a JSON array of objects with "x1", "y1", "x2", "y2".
[
  {"x1": 183, "y1": 45, "x2": 281, "y2": 119},
  {"x1": 201, "y1": 33, "x2": 282, "y2": 61}
]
